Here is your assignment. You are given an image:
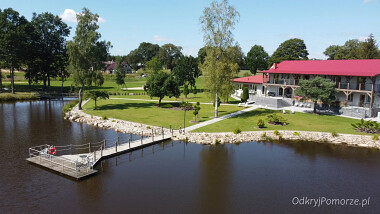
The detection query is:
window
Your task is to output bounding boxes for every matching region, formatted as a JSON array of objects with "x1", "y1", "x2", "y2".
[{"x1": 348, "y1": 94, "x2": 353, "y2": 102}]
